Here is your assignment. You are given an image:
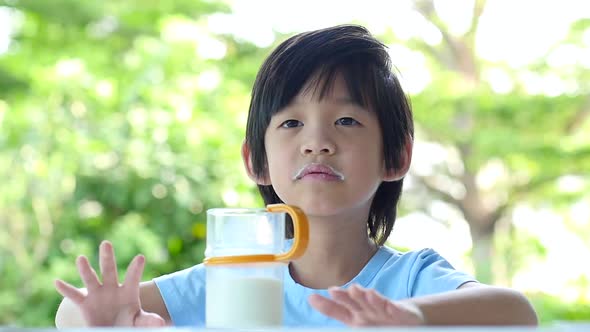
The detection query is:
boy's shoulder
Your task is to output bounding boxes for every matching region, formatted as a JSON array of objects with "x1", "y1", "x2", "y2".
[
  {"x1": 375, "y1": 245, "x2": 476, "y2": 297},
  {"x1": 376, "y1": 246, "x2": 465, "y2": 281},
  {"x1": 379, "y1": 245, "x2": 443, "y2": 266},
  {"x1": 153, "y1": 262, "x2": 206, "y2": 285}
]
